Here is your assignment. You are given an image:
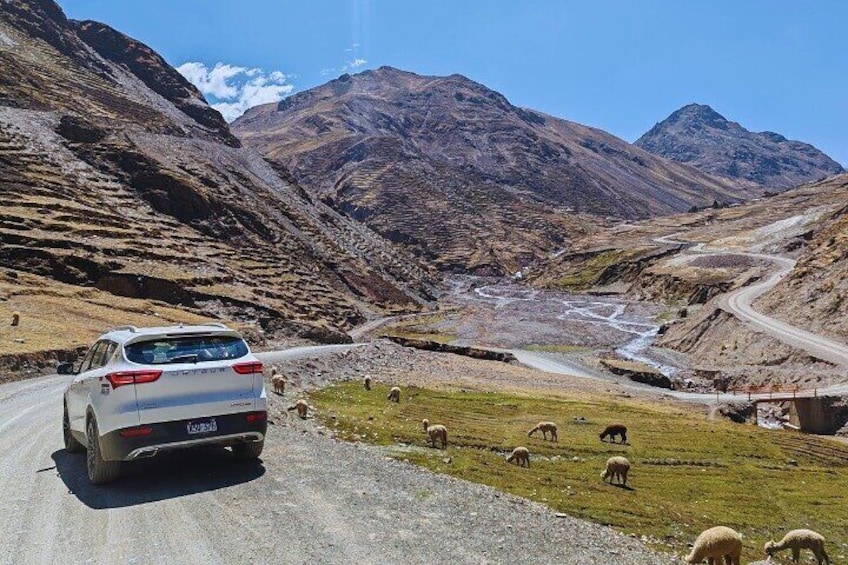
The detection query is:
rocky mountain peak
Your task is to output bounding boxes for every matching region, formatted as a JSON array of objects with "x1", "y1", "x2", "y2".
[{"x1": 636, "y1": 103, "x2": 844, "y2": 189}]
